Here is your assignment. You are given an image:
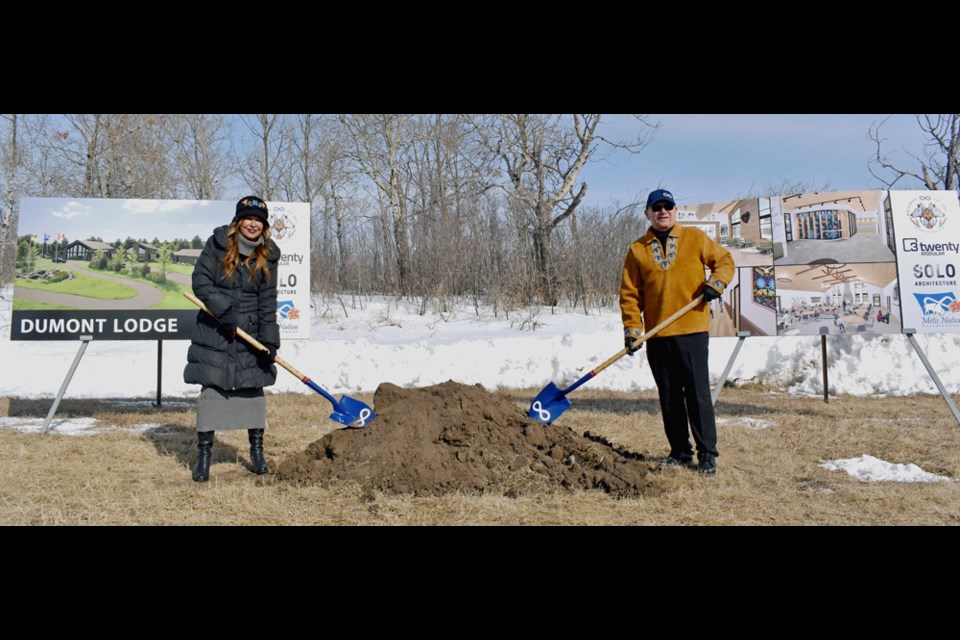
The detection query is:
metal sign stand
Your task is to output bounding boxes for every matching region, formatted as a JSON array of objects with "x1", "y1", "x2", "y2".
[
  {"x1": 821, "y1": 335, "x2": 829, "y2": 403},
  {"x1": 711, "y1": 331, "x2": 750, "y2": 405},
  {"x1": 40, "y1": 337, "x2": 167, "y2": 431},
  {"x1": 904, "y1": 329, "x2": 960, "y2": 427},
  {"x1": 42, "y1": 335, "x2": 93, "y2": 434},
  {"x1": 154, "y1": 339, "x2": 163, "y2": 408},
  {"x1": 712, "y1": 329, "x2": 956, "y2": 423}
]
